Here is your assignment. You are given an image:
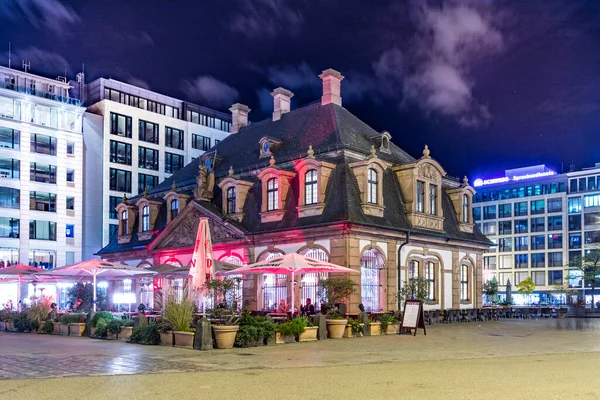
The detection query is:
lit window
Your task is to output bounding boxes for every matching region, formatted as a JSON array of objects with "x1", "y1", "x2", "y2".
[
  {"x1": 416, "y1": 180, "x2": 425, "y2": 212},
  {"x1": 227, "y1": 187, "x2": 237, "y2": 214},
  {"x1": 367, "y1": 169, "x2": 378, "y2": 204},
  {"x1": 460, "y1": 264, "x2": 469, "y2": 301},
  {"x1": 141, "y1": 206, "x2": 149, "y2": 232},
  {"x1": 305, "y1": 169, "x2": 318, "y2": 205},
  {"x1": 429, "y1": 184, "x2": 437, "y2": 215},
  {"x1": 425, "y1": 261, "x2": 435, "y2": 301},
  {"x1": 66, "y1": 169, "x2": 75, "y2": 182},
  {"x1": 171, "y1": 199, "x2": 179, "y2": 219},
  {"x1": 409, "y1": 260, "x2": 419, "y2": 279},
  {"x1": 267, "y1": 178, "x2": 278, "y2": 211},
  {"x1": 122, "y1": 210, "x2": 128, "y2": 235},
  {"x1": 462, "y1": 194, "x2": 469, "y2": 222}
]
